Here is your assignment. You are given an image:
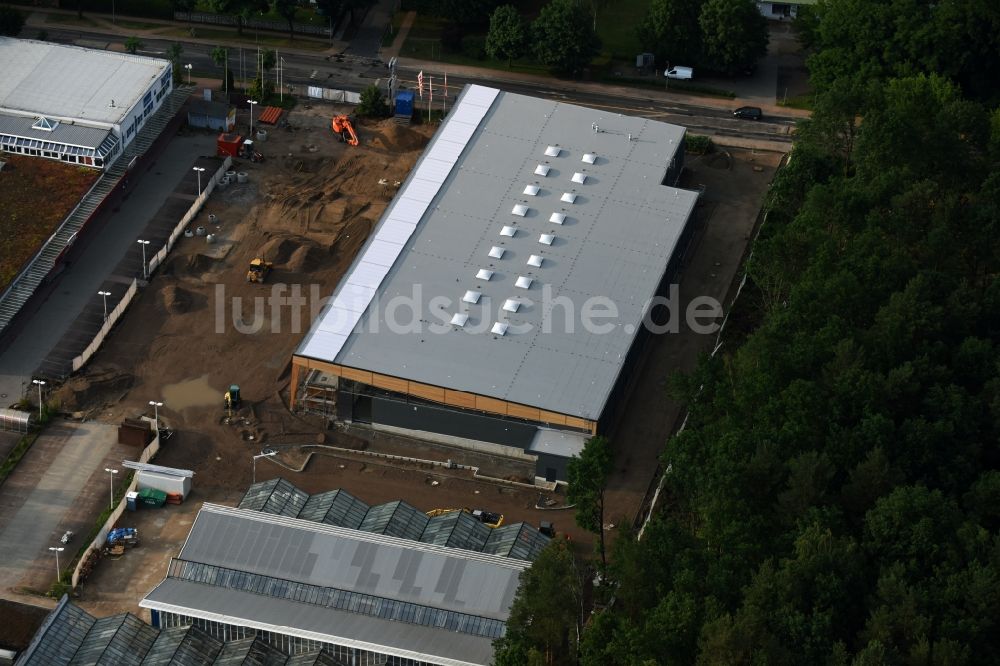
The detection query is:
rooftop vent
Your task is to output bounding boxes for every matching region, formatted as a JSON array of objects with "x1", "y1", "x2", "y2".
[
  {"x1": 515, "y1": 276, "x2": 533, "y2": 289},
  {"x1": 463, "y1": 290, "x2": 481, "y2": 304},
  {"x1": 32, "y1": 116, "x2": 59, "y2": 132},
  {"x1": 549, "y1": 212, "x2": 566, "y2": 224},
  {"x1": 527, "y1": 254, "x2": 544, "y2": 267},
  {"x1": 489, "y1": 246, "x2": 505, "y2": 259},
  {"x1": 561, "y1": 192, "x2": 577, "y2": 204},
  {"x1": 544, "y1": 146, "x2": 561, "y2": 157},
  {"x1": 500, "y1": 225, "x2": 517, "y2": 237},
  {"x1": 523, "y1": 185, "x2": 540, "y2": 196},
  {"x1": 512, "y1": 204, "x2": 529, "y2": 216},
  {"x1": 572, "y1": 172, "x2": 587, "y2": 184},
  {"x1": 450, "y1": 313, "x2": 469, "y2": 327},
  {"x1": 534, "y1": 165, "x2": 550, "y2": 177},
  {"x1": 539, "y1": 234, "x2": 555, "y2": 246},
  {"x1": 476, "y1": 269, "x2": 494, "y2": 281},
  {"x1": 582, "y1": 153, "x2": 597, "y2": 164},
  {"x1": 491, "y1": 322, "x2": 509, "y2": 336},
  {"x1": 503, "y1": 299, "x2": 520, "y2": 313}
]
